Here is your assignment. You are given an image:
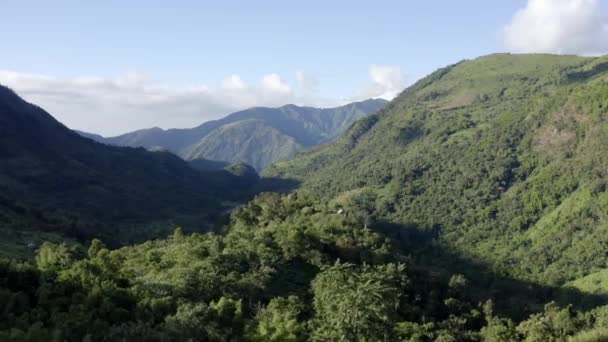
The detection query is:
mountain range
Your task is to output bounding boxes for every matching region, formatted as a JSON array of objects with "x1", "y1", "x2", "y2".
[
  {"x1": 79, "y1": 99, "x2": 387, "y2": 171},
  {"x1": 6, "y1": 53, "x2": 608, "y2": 340}
]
